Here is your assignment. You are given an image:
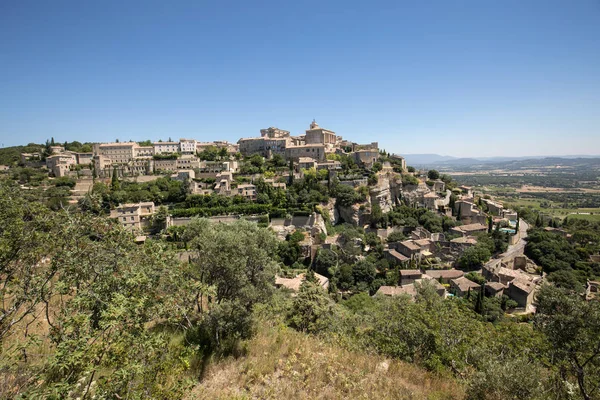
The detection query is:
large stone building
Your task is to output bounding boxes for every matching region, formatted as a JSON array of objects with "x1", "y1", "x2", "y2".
[
  {"x1": 93, "y1": 142, "x2": 138, "y2": 164},
  {"x1": 304, "y1": 120, "x2": 336, "y2": 145},
  {"x1": 238, "y1": 137, "x2": 266, "y2": 157},
  {"x1": 179, "y1": 138, "x2": 197, "y2": 155},
  {"x1": 353, "y1": 149, "x2": 379, "y2": 167},
  {"x1": 153, "y1": 141, "x2": 179, "y2": 155},
  {"x1": 46, "y1": 153, "x2": 76, "y2": 177},
  {"x1": 285, "y1": 144, "x2": 326, "y2": 162}
]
